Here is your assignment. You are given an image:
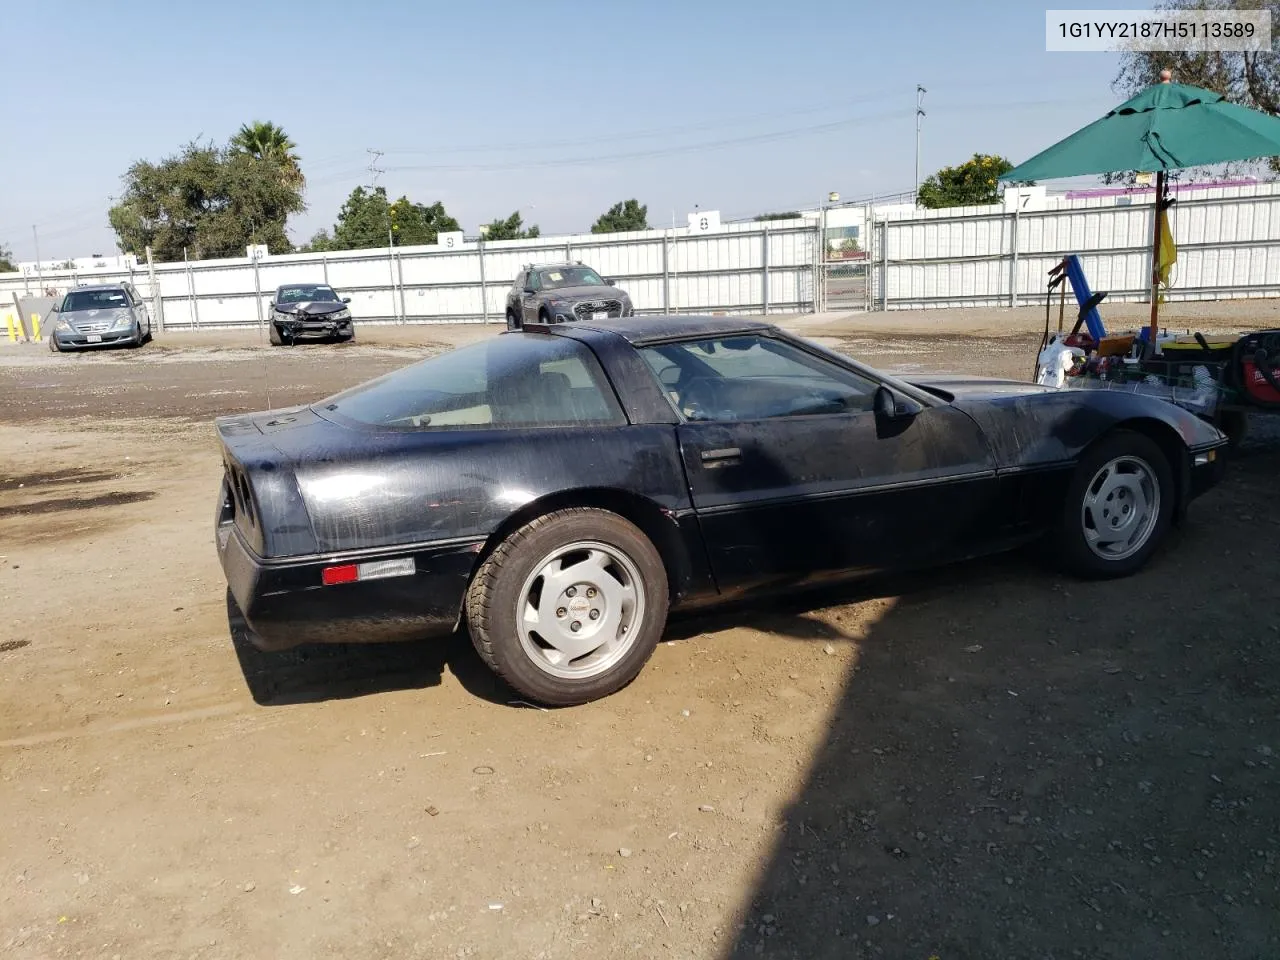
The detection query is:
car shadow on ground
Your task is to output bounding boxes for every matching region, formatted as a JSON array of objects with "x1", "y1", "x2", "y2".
[
  {"x1": 225, "y1": 590, "x2": 509, "y2": 707},
  {"x1": 715, "y1": 444, "x2": 1280, "y2": 960}
]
